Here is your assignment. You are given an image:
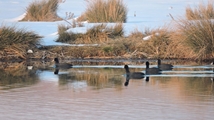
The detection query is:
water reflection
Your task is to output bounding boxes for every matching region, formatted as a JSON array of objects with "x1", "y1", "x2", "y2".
[
  {"x1": 52, "y1": 67, "x2": 124, "y2": 90},
  {"x1": 54, "y1": 68, "x2": 59, "y2": 74},
  {"x1": 0, "y1": 62, "x2": 39, "y2": 90},
  {"x1": 0, "y1": 60, "x2": 214, "y2": 120},
  {"x1": 70, "y1": 68, "x2": 124, "y2": 90}
]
